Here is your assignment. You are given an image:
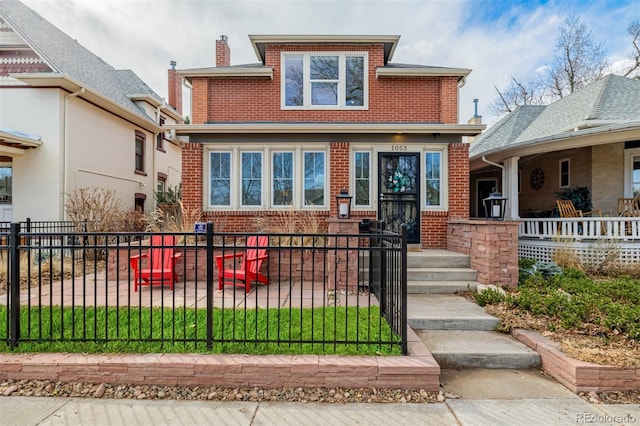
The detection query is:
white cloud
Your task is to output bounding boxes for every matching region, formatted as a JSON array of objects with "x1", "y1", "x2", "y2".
[{"x1": 21, "y1": 0, "x2": 640, "y2": 126}]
